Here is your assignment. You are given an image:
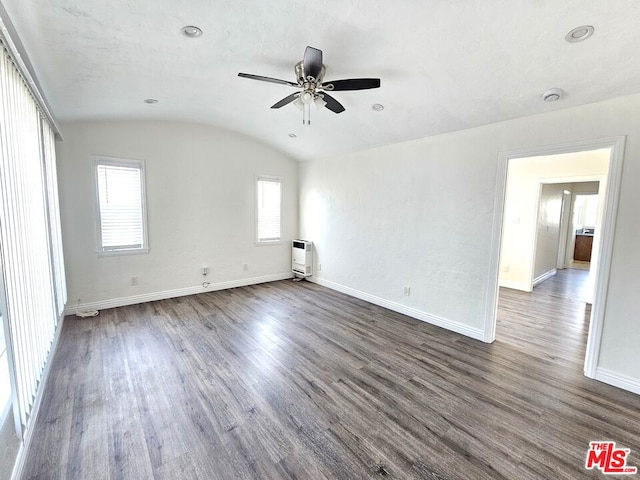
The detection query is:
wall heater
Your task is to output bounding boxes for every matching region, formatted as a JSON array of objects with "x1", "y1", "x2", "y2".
[{"x1": 292, "y1": 240, "x2": 313, "y2": 277}]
